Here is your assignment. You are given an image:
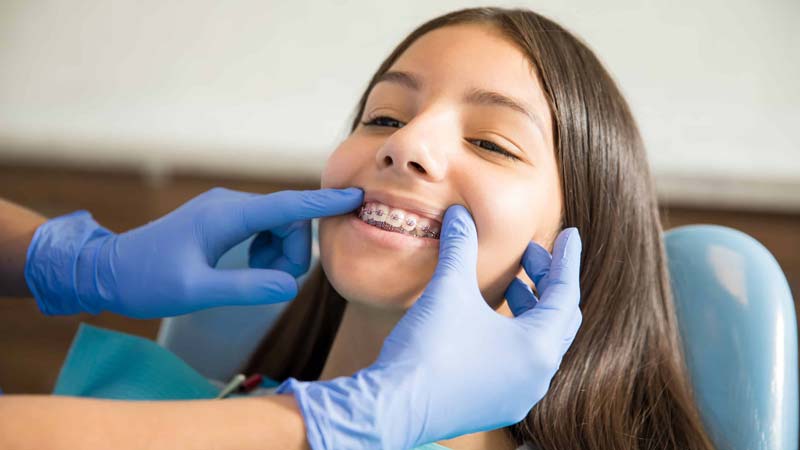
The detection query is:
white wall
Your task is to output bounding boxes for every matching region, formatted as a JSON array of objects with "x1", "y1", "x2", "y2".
[{"x1": 0, "y1": 0, "x2": 798, "y2": 209}]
